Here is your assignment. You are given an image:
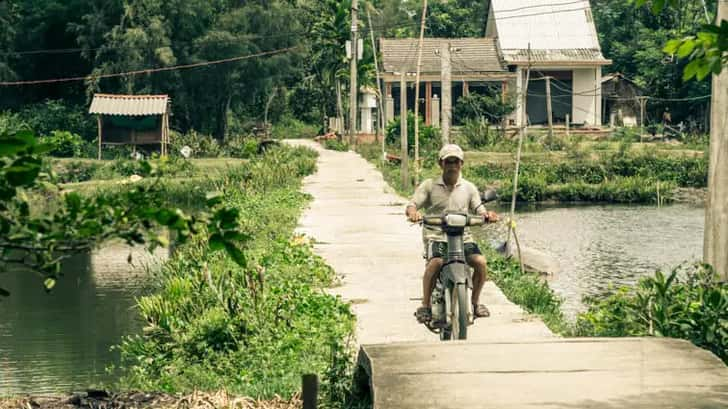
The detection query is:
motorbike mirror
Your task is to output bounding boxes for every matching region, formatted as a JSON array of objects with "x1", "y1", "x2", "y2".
[{"x1": 481, "y1": 189, "x2": 498, "y2": 203}]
